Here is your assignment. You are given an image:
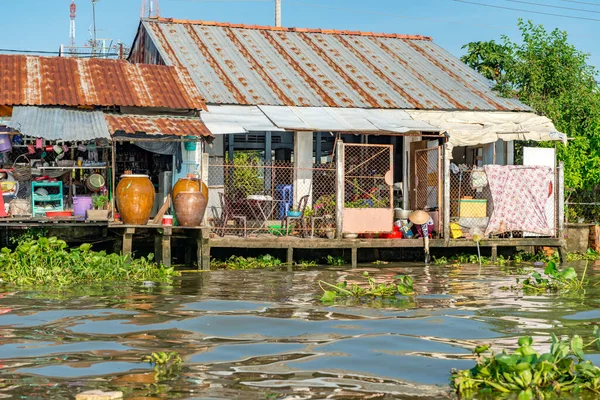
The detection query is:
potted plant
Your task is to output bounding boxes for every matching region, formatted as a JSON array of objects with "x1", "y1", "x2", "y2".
[{"x1": 87, "y1": 194, "x2": 110, "y2": 221}]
